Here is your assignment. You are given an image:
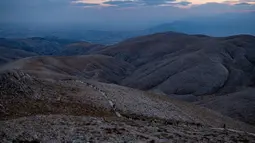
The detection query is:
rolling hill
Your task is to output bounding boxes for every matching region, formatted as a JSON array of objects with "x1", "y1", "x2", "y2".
[
  {"x1": 1, "y1": 32, "x2": 255, "y2": 142},
  {"x1": 1, "y1": 32, "x2": 255, "y2": 126},
  {"x1": 0, "y1": 37, "x2": 103, "y2": 56},
  {"x1": 0, "y1": 46, "x2": 37, "y2": 66},
  {"x1": 0, "y1": 55, "x2": 134, "y2": 83},
  {"x1": 58, "y1": 42, "x2": 105, "y2": 56},
  {"x1": 99, "y1": 32, "x2": 255, "y2": 96}
]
